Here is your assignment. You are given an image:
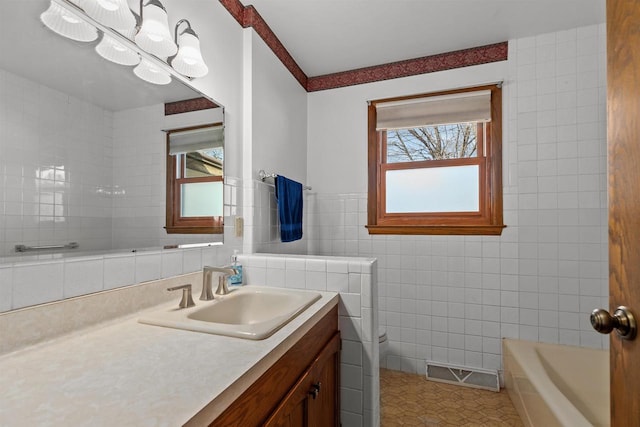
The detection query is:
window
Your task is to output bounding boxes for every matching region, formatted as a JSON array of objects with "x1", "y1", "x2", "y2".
[
  {"x1": 166, "y1": 123, "x2": 224, "y2": 234},
  {"x1": 367, "y1": 84, "x2": 505, "y2": 235}
]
